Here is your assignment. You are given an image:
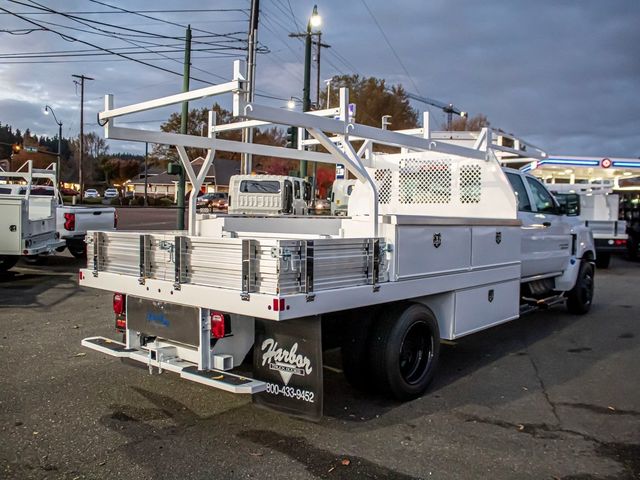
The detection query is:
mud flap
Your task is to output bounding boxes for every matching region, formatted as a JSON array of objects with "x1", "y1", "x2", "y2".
[{"x1": 253, "y1": 316, "x2": 323, "y2": 421}]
